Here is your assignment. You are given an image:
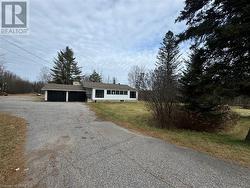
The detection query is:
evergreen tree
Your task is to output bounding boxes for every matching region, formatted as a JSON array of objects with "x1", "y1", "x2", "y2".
[
  {"x1": 154, "y1": 31, "x2": 180, "y2": 91},
  {"x1": 88, "y1": 70, "x2": 102, "y2": 82},
  {"x1": 176, "y1": 0, "x2": 250, "y2": 97},
  {"x1": 112, "y1": 77, "x2": 117, "y2": 84},
  {"x1": 51, "y1": 46, "x2": 82, "y2": 84},
  {"x1": 180, "y1": 48, "x2": 220, "y2": 112},
  {"x1": 146, "y1": 31, "x2": 180, "y2": 128}
]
